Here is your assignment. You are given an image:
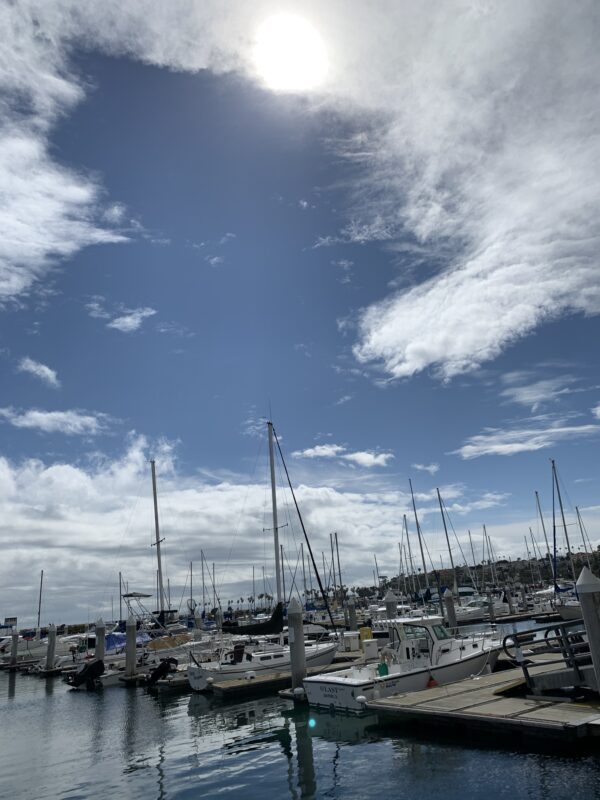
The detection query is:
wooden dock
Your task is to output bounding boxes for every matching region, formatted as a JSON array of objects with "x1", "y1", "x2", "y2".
[{"x1": 366, "y1": 659, "x2": 600, "y2": 744}]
